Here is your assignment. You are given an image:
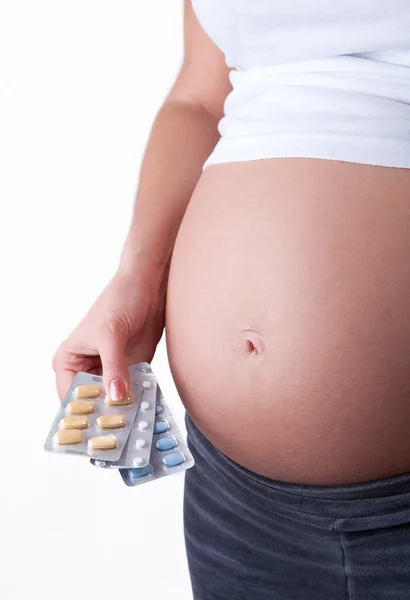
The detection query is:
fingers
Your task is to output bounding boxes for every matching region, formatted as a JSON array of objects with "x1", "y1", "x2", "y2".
[
  {"x1": 53, "y1": 347, "x2": 77, "y2": 401},
  {"x1": 98, "y1": 333, "x2": 130, "y2": 402},
  {"x1": 53, "y1": 324, "x2": 130, "y2": 403},
  {"x1": 56, "y1": 368, "x2": 77, "y2": 401},
  {"x1": 53, "y1": 345, "x2": 97, "y2": 401}
]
